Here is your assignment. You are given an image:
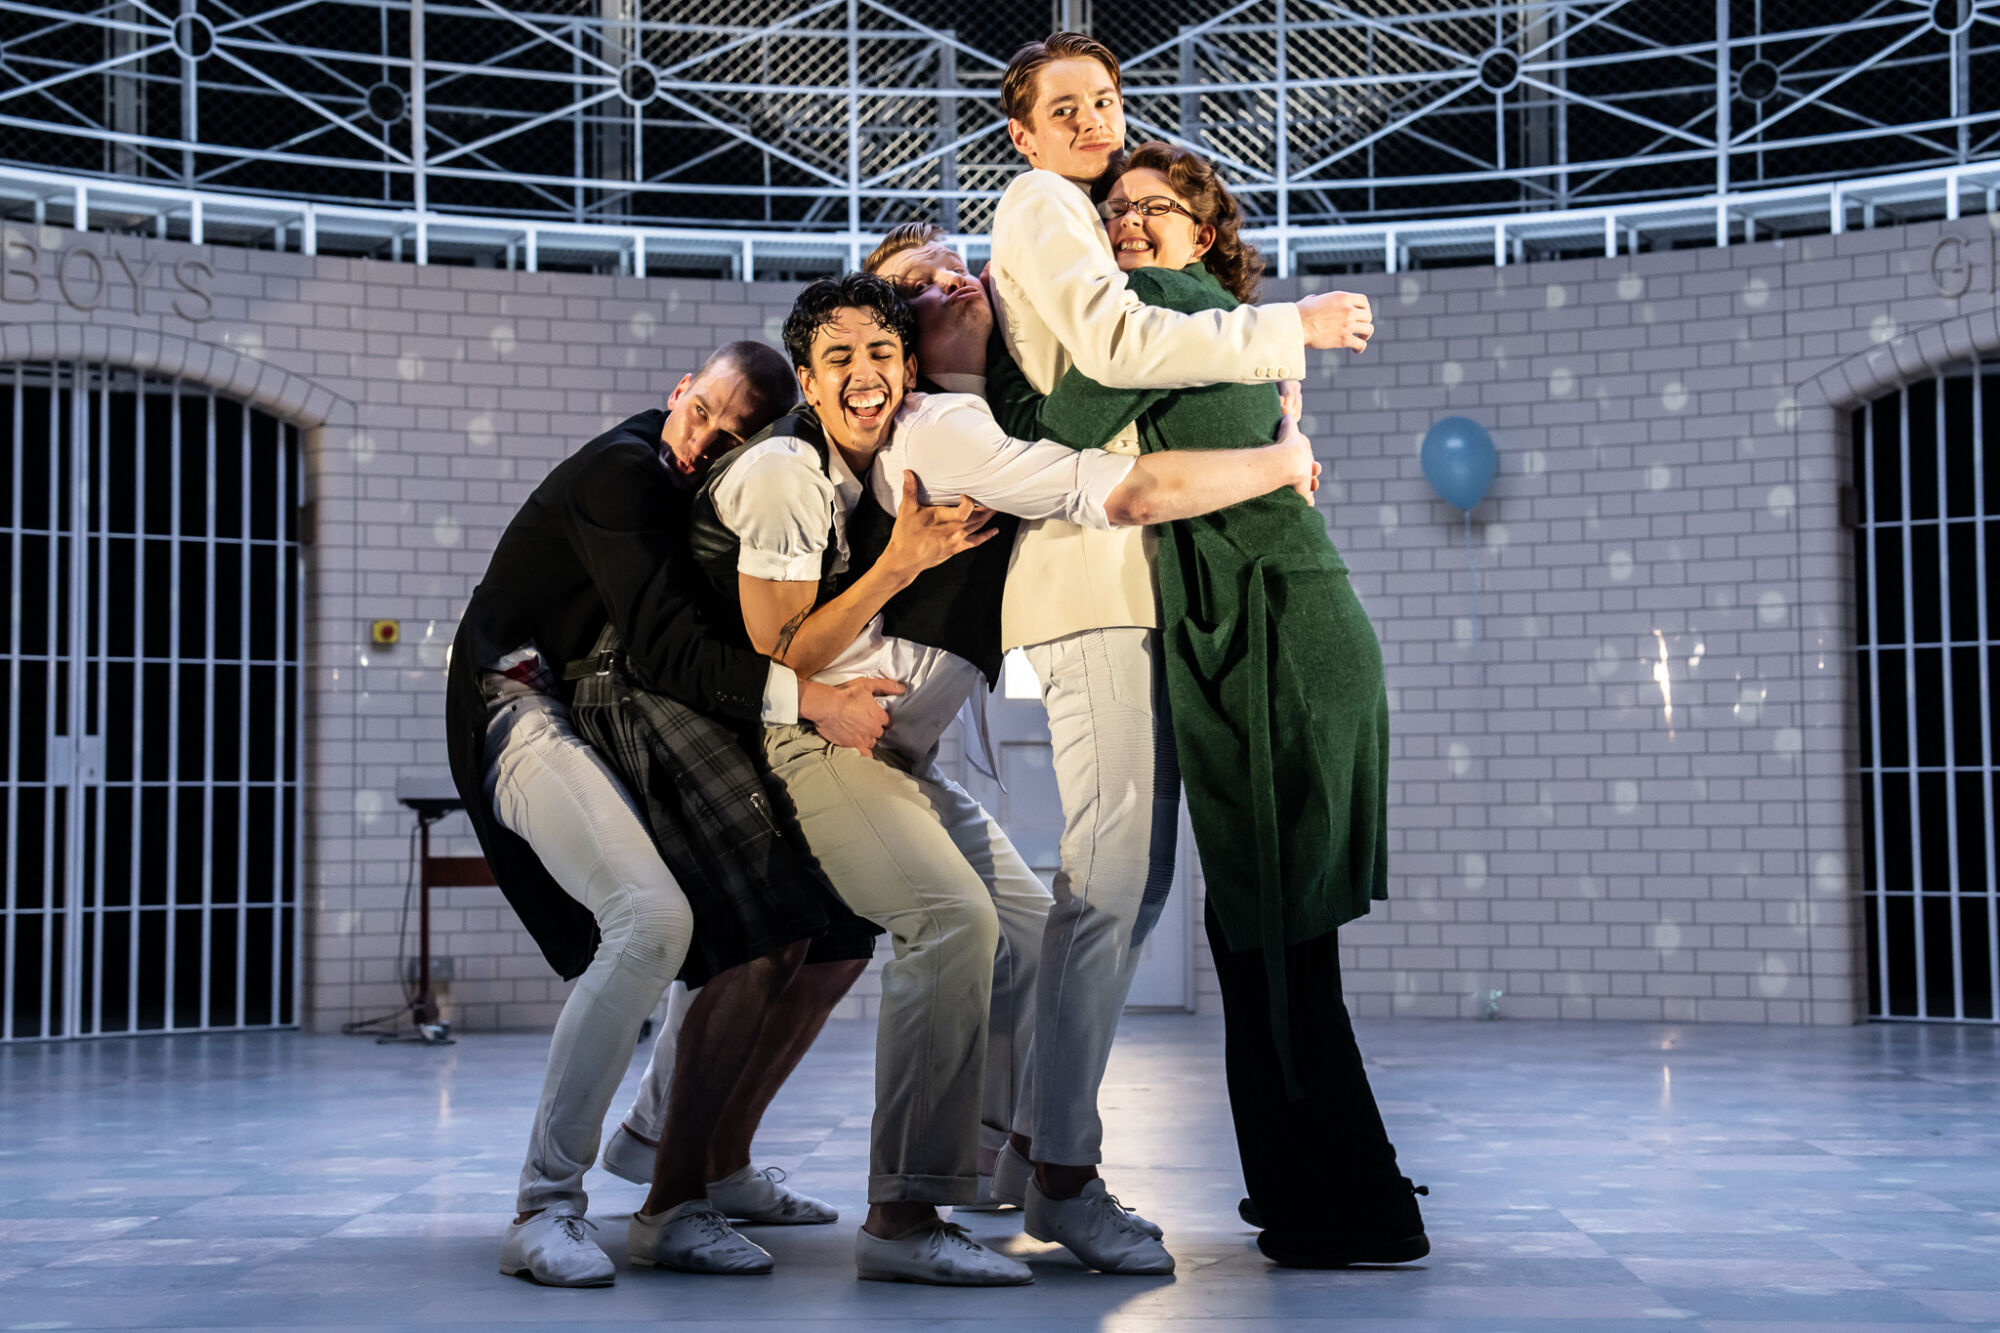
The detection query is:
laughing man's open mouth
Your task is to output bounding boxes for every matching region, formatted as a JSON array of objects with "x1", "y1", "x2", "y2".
[{"x1": 844, "y1": 387, "x2": 889, "y2": 427}]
